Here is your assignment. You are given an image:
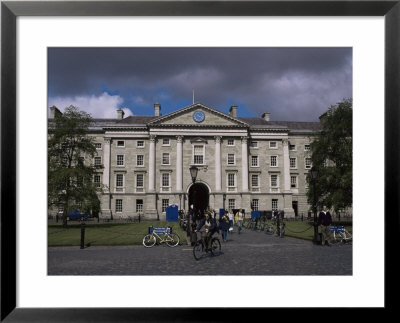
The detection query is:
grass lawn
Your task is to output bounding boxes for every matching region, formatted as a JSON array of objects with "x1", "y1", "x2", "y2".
[{"x1": 48, "y1": 221, "x2": 188, "y2": 247}]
